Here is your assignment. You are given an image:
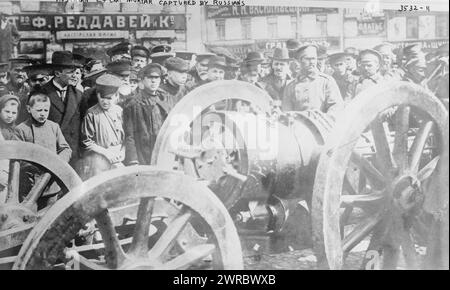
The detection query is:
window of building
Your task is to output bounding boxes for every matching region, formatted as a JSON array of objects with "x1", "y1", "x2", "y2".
[
  {"x1": 316, "y1": 14, "x2": 328, "y2": 36},
  {"x1": 291, "y1": 16, "x2": 298, "y2": 38},
  {"x1": 267, "y1": 17, "x2": 278, "y2": 39},
  {"x1": 436, "y1": 15, "x2": 449, "y2": 38},
  {"x1": 216, "y1": 19, "x2": 226, "y2": 40},
  {"x1": 406, "y1": 17, "x2": 419, "y2": 38},
  {"x1": 241, "y1": 18, "x2": 252, "y2": 39}
]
